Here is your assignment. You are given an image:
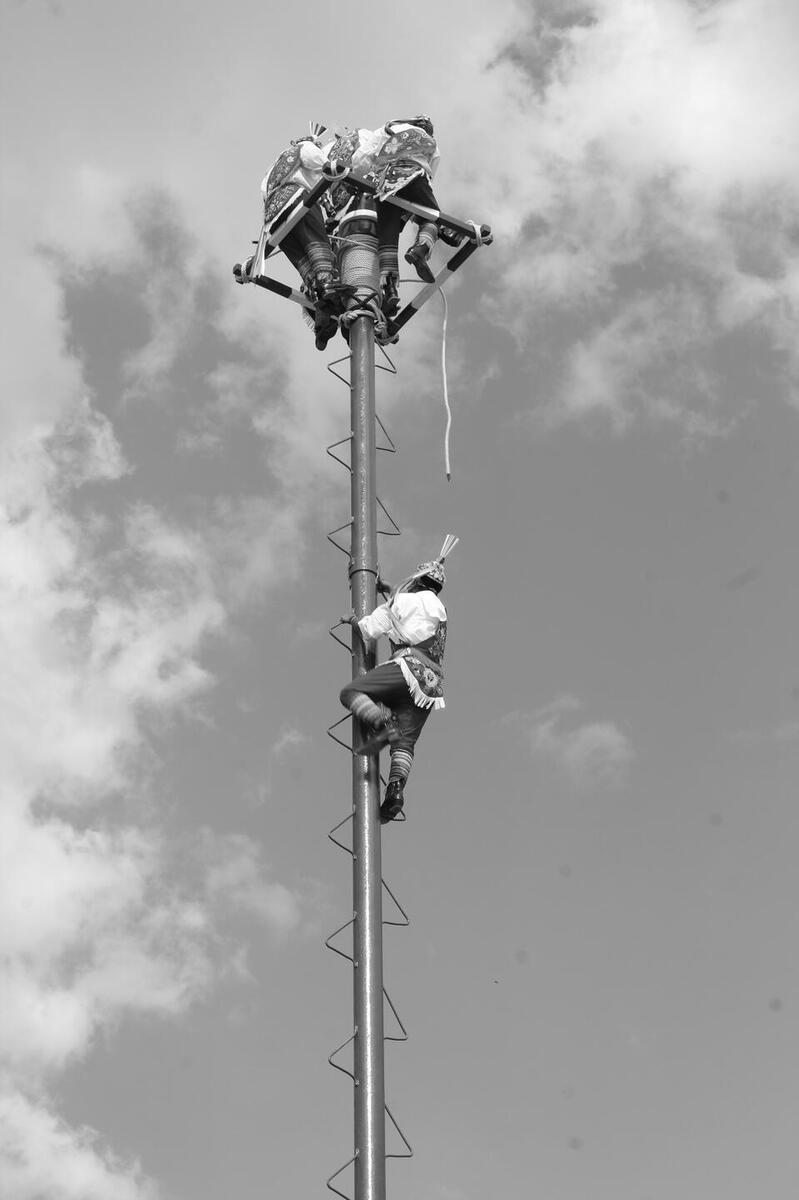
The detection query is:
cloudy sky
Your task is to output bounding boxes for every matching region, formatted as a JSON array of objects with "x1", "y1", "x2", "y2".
[{"x1": 2, "y1": 1, "x2": 798, "y2": 1197}]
